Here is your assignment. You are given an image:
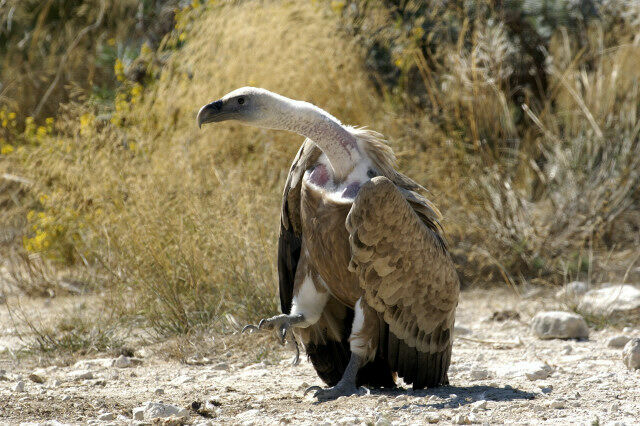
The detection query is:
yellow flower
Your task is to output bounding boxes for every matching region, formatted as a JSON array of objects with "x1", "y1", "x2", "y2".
[
  {"x1": 179, "y1": 32, "x2": 187, "y2": 42},
  {"x1": 27, "y1": 210, "x2": 36, "y2": 221},
  {"x1": 114, "y1": 58, "x2": 125, "y2": 82},
  {"x1": 0, "y1": 144, "x2": 14, "y2": 155},
  {"x1": 36, "y1": 126, "x2": 48, "y2": 141},
  {"x1": 107, "y1": 37, "x2": 116, "y2": 46},
  {"x1": 45, "y1": 117, "x2": 54, "y2": 125},
  {"x1": 330, "y1": 0, "x2": 346, "y2": 14},
  {"x1": 141, "y1": 42, "x2": 152, "y2": 57},
  {"x1": 8, "y1": 112, "x2": 16, "y2": 120},
  {"x1": 1, "y1": 119, "x2": 6, "y2": 127}
]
